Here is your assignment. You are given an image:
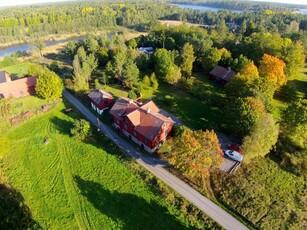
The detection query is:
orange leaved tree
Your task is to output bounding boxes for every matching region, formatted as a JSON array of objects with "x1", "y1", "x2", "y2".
[
  {"x1": 159, "y1": 127, "x2": 223, "y2": 186},
  {"x1": 259, "y1": 54, "x2": 286, "y2": 89}
]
